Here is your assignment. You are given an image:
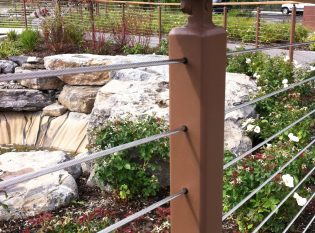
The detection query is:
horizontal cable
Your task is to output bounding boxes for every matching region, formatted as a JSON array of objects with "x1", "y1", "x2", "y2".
[
  {"x1": 222, "y1": 138, "x2": 315, "y2": 221},
  {"x1": 303, "y1": 215, "x2": 315, "y2": 233},
  {"x1": 282, "y1": 192, "x2": 315, "y2": 233},
  {"x1": 224, "y1": 108, "x2": 315, "y2": 170},
  {"x1": 98, "y1": 188, "x2": 188, "y2": 233},
  {"x1": 0, "y1": 58, "x2": 186, "y2": 82},
  {"x1": 252, "y1": 166, "x2": 315, "y2": 233},
  {"x1": 225, "y1": 75, "x2": 315, "y2": 114},
  {"x1": 0, "y1": 126, "x2": 186, "y2": 190},
  {"x1": 227, "y1": 41, "x2": 315, "y2": 56}
]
